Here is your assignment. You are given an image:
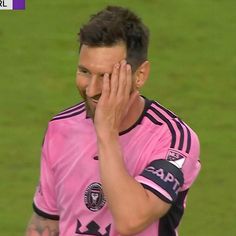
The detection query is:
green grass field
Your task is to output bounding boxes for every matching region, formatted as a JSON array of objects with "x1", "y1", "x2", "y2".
[{"x1": 0, "y1": 1, "x2": 235, "y2": 235}]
